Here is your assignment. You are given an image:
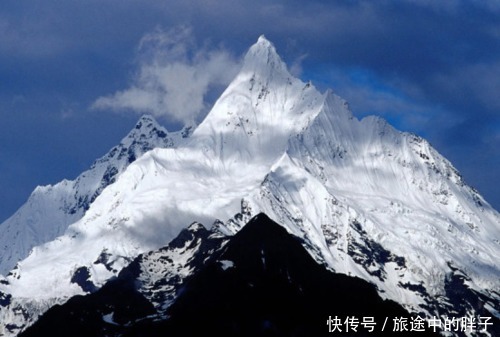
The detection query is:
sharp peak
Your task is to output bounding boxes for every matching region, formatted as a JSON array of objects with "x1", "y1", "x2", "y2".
[
  {"x1": 256, "y1": 34, "x2": 272, "y2": 46},
  {"x1": 241, "y1": 35, "x2": 289, "y2": 77},
  {"x1": 135, "y1": 114, "x2": 160, "y2": 127},
  {"x1": 129, "y1": 114, "x2": 168, "y2": 134},
  {"x1": 120, "y1": 114, "x2": 168, "y2": 144},
  {"x1": 246, "y1": 34, "x2": 279, "y2": 60}
]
